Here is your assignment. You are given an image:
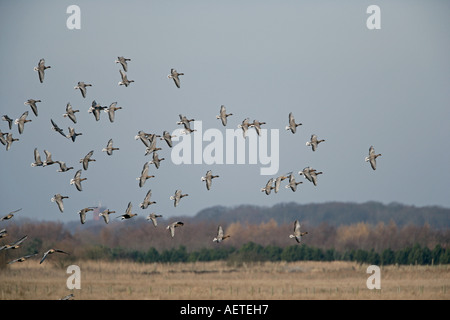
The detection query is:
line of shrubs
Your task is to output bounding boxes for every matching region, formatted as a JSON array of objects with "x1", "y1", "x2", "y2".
[{"x1": 82, "y1": 242, "x2": 450, "y2": 265}]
